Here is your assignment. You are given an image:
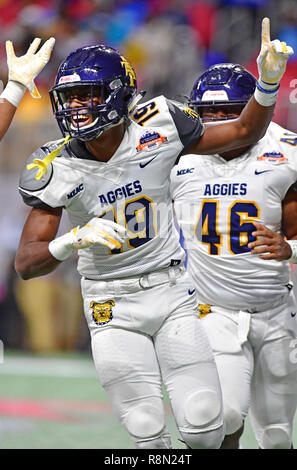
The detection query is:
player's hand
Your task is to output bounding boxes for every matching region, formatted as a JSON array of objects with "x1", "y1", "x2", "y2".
[
  {"x1": 71, "y1": 217, "x2": 126, "y2": 251},
  {"x1": 49, "y1": 216, "x2": 127, "y2": 261},
  {"x1": 257, "y1": 17, "x2": 294, "y2": 84},
  {"x1": 6, "y1": 37, "x2": 55, "y2": 99},
  {"x1": 248, "y1": 222, "x2": 292, "y2": 261}
]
